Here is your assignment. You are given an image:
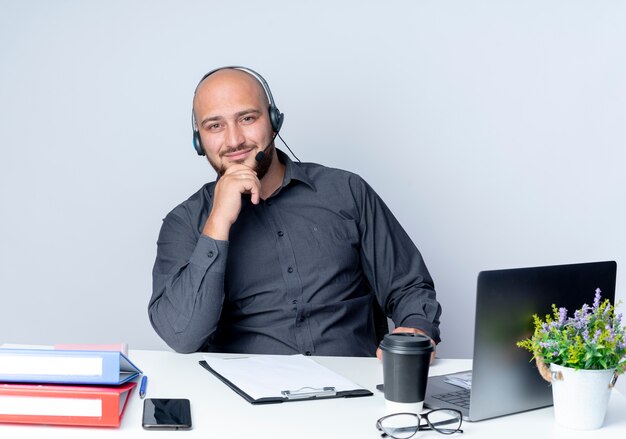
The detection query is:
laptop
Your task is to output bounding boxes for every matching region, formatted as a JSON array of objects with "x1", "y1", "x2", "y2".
[{"x1": 424, "y1": 261, "x2": 617, "y2": 421}]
